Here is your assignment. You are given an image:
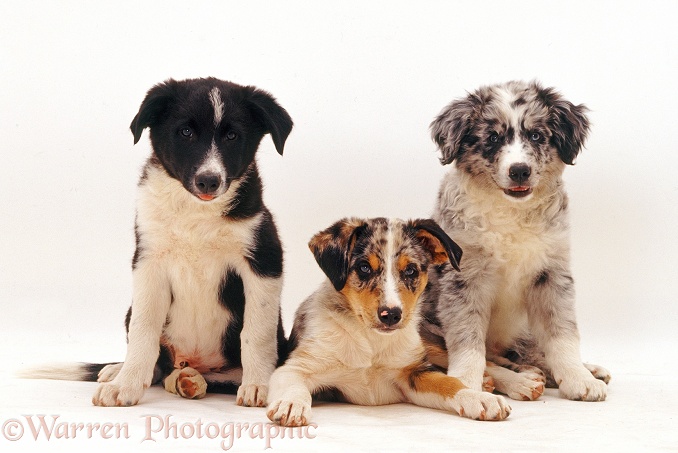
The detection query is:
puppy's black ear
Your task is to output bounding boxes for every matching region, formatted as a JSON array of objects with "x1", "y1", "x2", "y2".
[
  {"x1": 130, "y1": 79, "x2": 178, "y2": 144},
  {"x1": 247, "y1": 89, "x2": 293, "y2": 155},
  {"x1": 308, "y1": 218, "x2": 367, "y2": 291},
  {"x1": 408, "y1": 219, "x2": 462, "y2": 271},
  {"x1": 538, "y1": 85, "x2": 591, "y2": 165},
  {"x1": 430, "y1": 95, "x2": 477, "y2": 165}
]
